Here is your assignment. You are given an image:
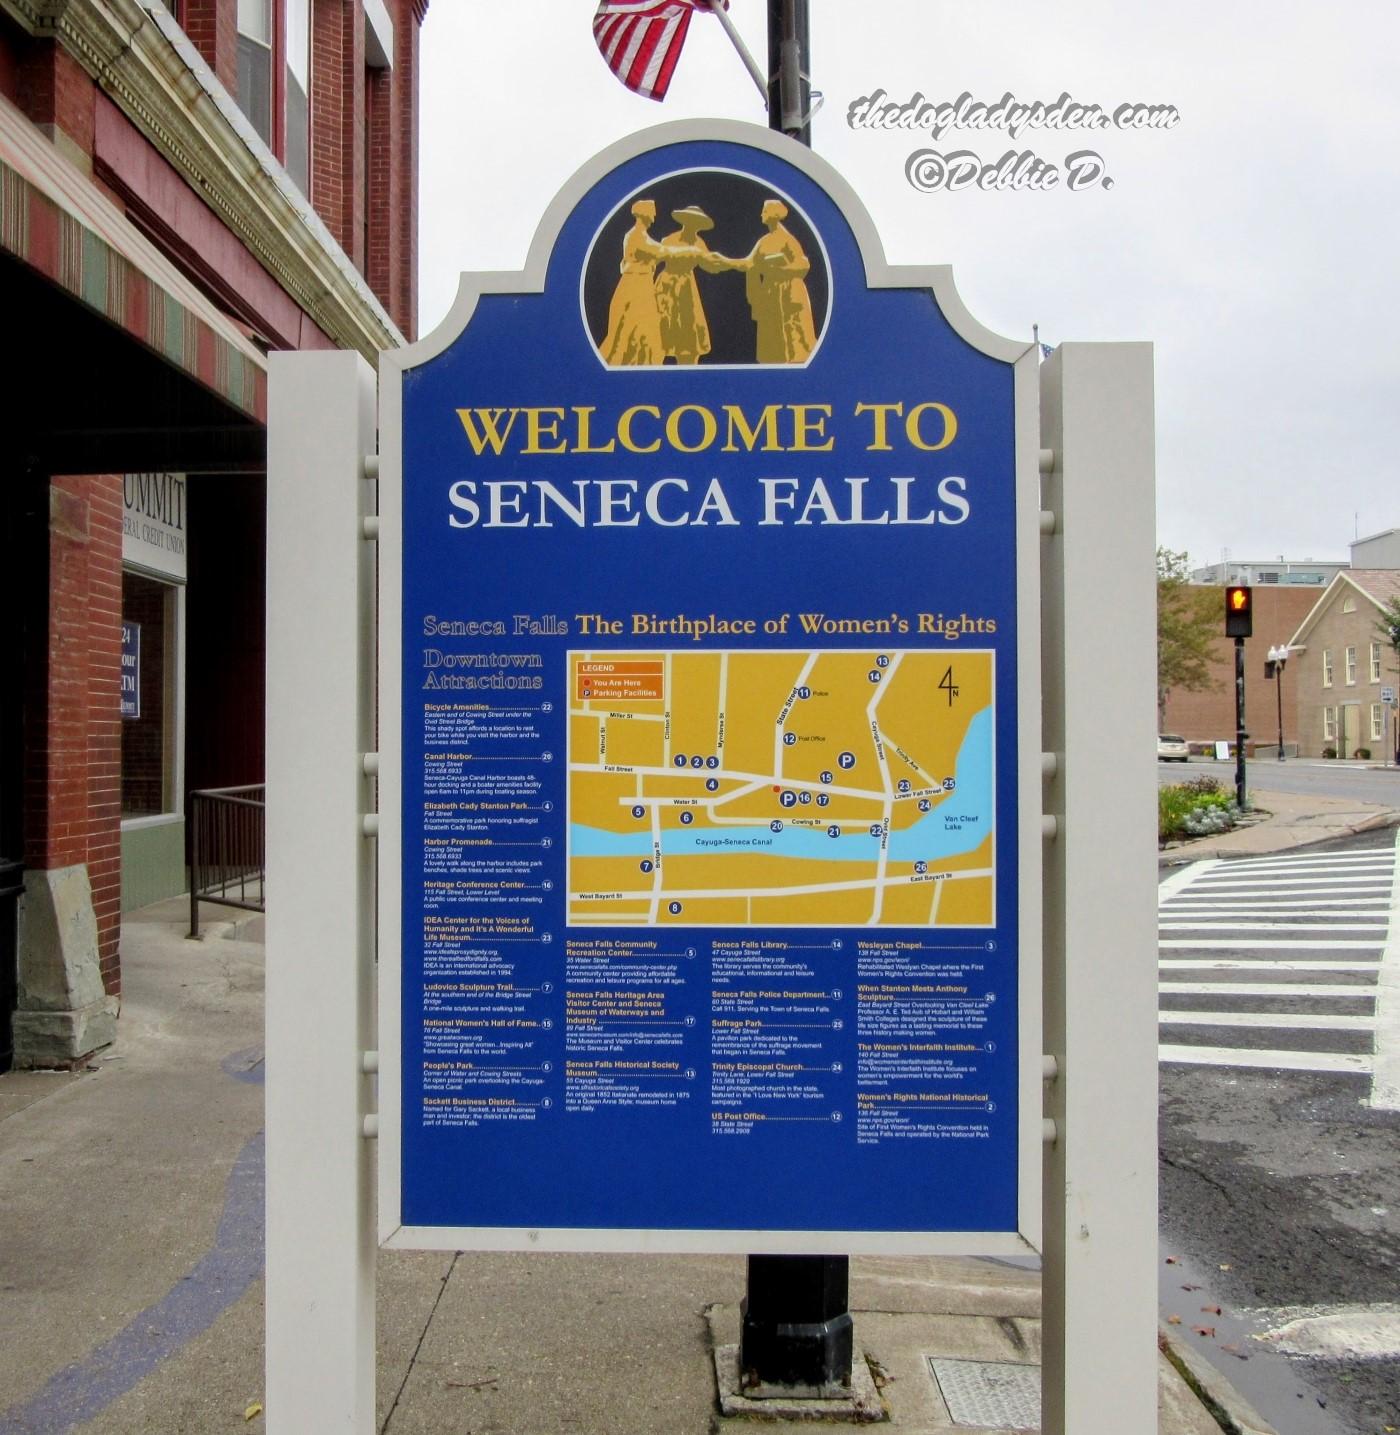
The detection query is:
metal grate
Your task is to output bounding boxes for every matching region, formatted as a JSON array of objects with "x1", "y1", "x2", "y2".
[{"x1": 927, "y1": 1357, "x2": 1040, "y2": 1429}]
